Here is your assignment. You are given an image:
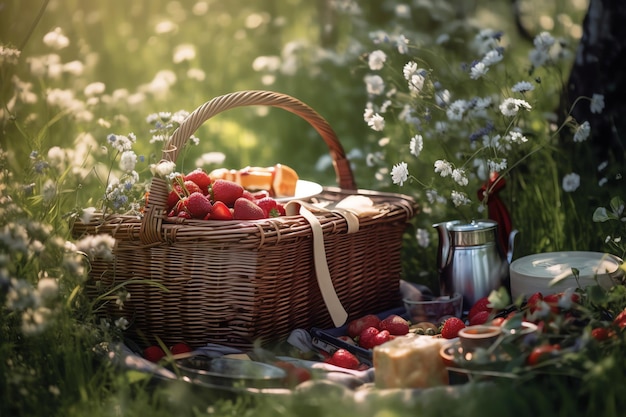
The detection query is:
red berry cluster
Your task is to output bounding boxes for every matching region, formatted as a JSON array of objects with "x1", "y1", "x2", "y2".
[{"x1": 164, "y1": 168, "x2": 286, "y2": 220}]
